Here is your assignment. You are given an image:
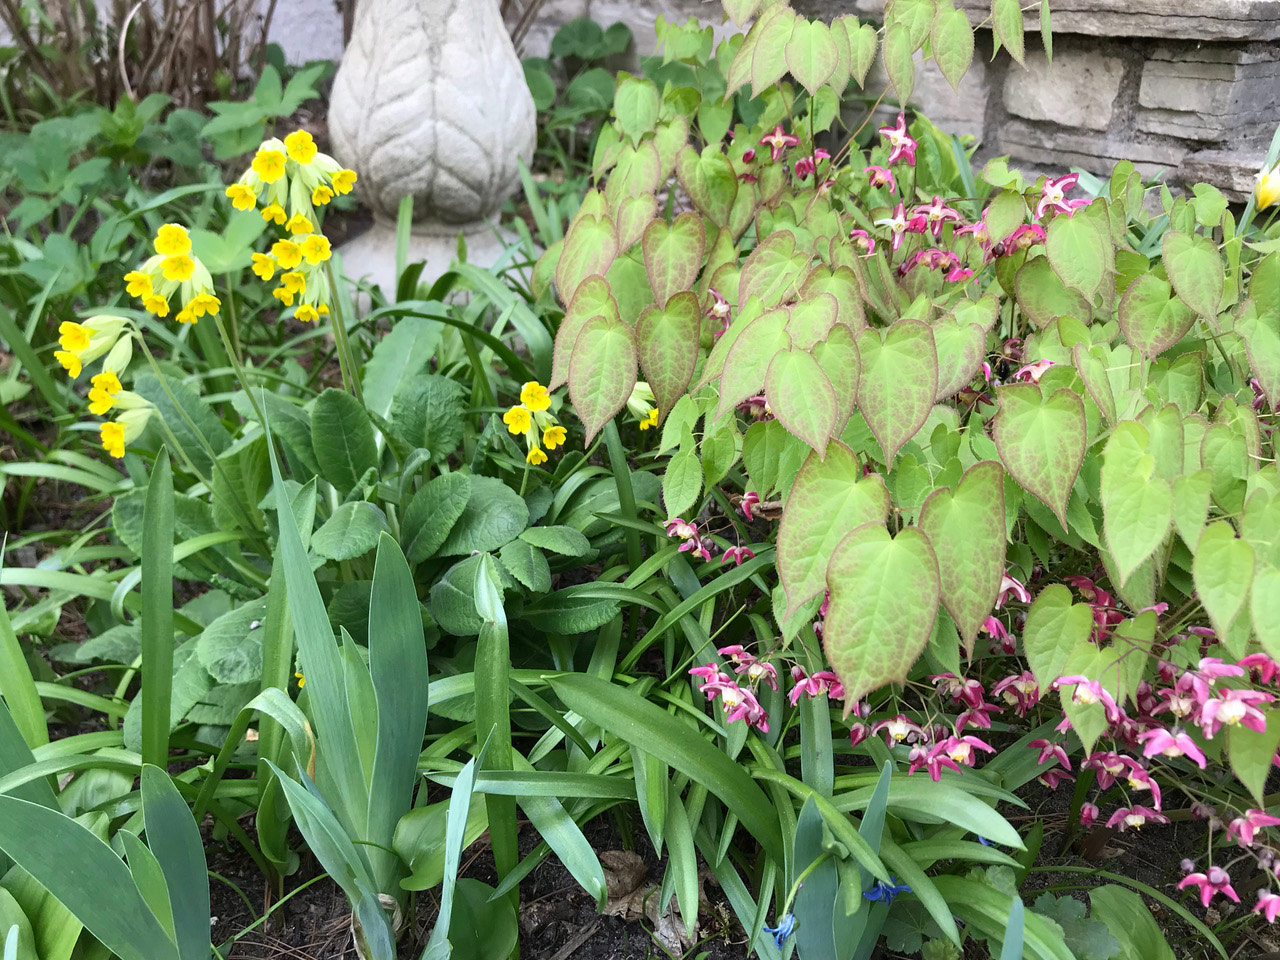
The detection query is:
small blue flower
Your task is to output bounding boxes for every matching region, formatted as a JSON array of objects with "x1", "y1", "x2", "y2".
[
  {"x1": 977, "y1": 835, "x2": 992, "y2": 847},
  {"x1": 864, "y1": 876, "x2": 913, "y2": 904},
  {"x1": 762, "y1": 913, "x2": 796, "y2": 948}
]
